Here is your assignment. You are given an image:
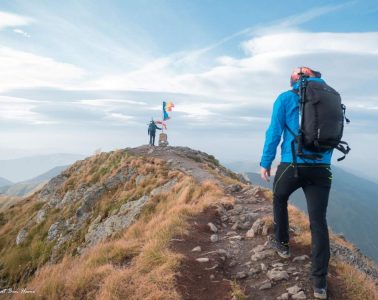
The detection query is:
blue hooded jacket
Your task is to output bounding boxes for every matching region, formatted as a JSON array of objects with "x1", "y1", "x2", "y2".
[{"x1": 260, "y1": 77, "x2": 332, "y2": 169}]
